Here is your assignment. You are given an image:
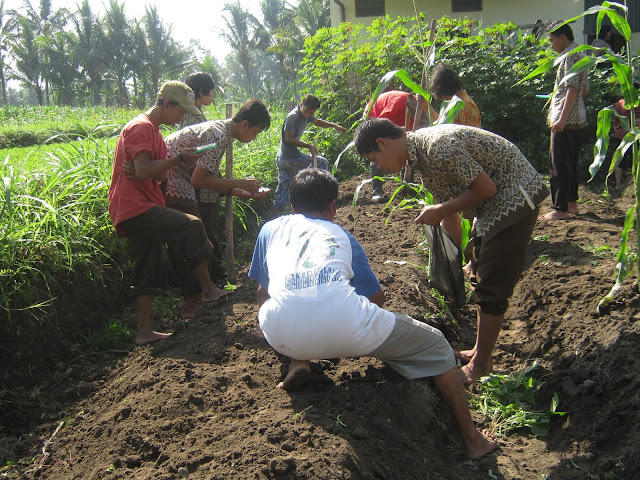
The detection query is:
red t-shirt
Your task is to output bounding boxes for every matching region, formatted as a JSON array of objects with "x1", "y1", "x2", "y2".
[
  {"x1": 368, "y1": 91, "x2": 413, "y2": 129},
  {"x1": 108, "y1": 114, "x2": 167, "y2": 237}
]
